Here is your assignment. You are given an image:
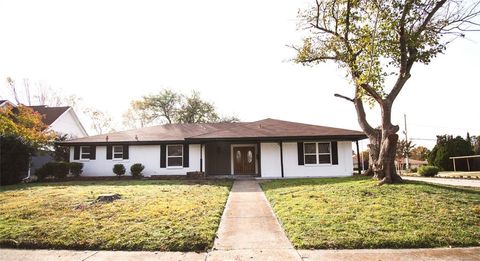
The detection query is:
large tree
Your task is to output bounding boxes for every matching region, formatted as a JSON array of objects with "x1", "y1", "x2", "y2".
[
  {"x1": 428, "y1": 134, "x2": 473, "y2": 170},
  {"x1": 0, "y1": 105, "x2": 54, "y2": 185},
  {"x1": 293, "y1": 0, "x2": 480, "y2": 183},
  {"x1": 176, "y1": 91, "x2": 220, "y2": 123},
  {"x1": 123, "y1": 90, "x2": 238, "y2": 125}
]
